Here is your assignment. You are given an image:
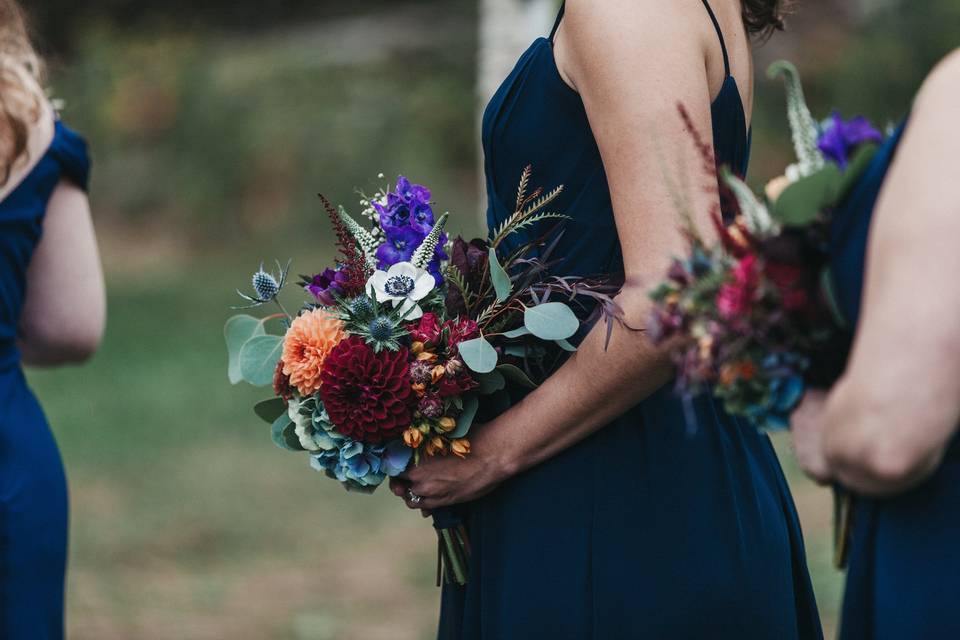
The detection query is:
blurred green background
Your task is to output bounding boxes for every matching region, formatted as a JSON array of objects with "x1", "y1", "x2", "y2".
[{"x1": 22, "y1": 0, "x2": 960, "y2": 637}]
